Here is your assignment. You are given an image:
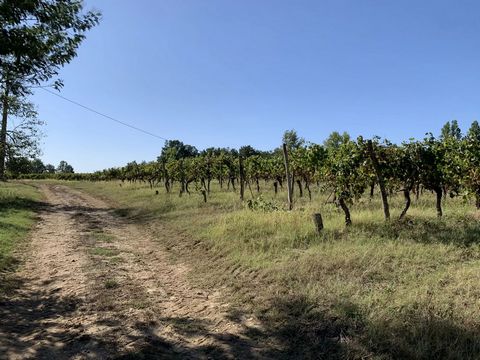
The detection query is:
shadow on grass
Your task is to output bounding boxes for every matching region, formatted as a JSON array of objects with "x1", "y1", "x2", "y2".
[
  {"x1": 0, "y1": 197, "x2": 44, "y2": 216},
  {"x1": 108, "y1": 292, "x2": 480, "y2": 360},
  {"x1": 351, "y1": 216, "x2": 480, "y2": 246},
  {"x1": 113, "y1": 204, "x2": 175, "y2": 224},
  {"x1": 244, "y1": 294, "x2": 479, "y2": 360}
]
